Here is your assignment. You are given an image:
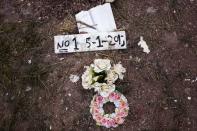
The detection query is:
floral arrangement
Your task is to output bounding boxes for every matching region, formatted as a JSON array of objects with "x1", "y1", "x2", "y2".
[
  {"x1": 82, "y1": 59, "x2": 129, "y2": 128},
  {"x1": 90, "y1": 91, "x2": 129, "y2": 128},
  {"x1": 82, "y1": 59, "x2": 126, "y2": 97}
]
